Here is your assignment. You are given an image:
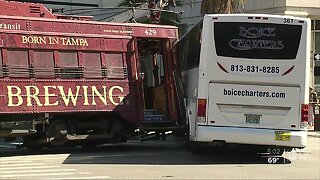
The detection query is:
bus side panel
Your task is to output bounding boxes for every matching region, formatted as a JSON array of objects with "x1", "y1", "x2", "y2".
[{"x1": 182, "y1": 69, "x2": 199, "y2": 141}]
